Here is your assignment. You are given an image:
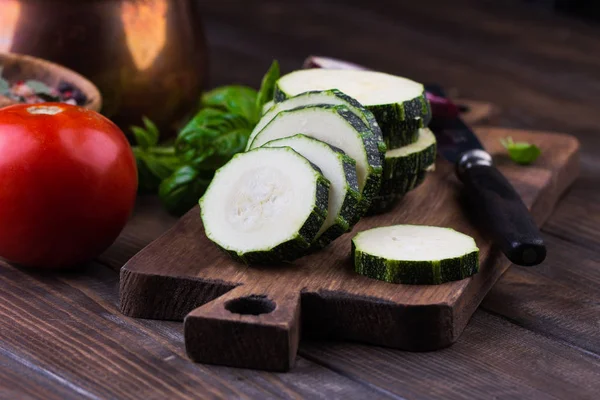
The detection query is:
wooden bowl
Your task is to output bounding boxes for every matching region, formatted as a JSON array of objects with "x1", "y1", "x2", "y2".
[{"x1": 0, "y1": 52, "x2": 102, "y2": 111}]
